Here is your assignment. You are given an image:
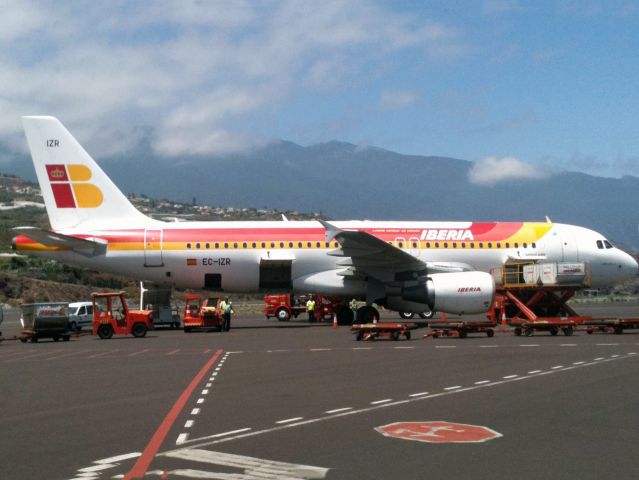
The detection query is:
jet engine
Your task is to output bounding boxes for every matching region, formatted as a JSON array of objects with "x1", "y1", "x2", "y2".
[{"x1": 401, "y1": 271, "x2": 495, "y2": 315}]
